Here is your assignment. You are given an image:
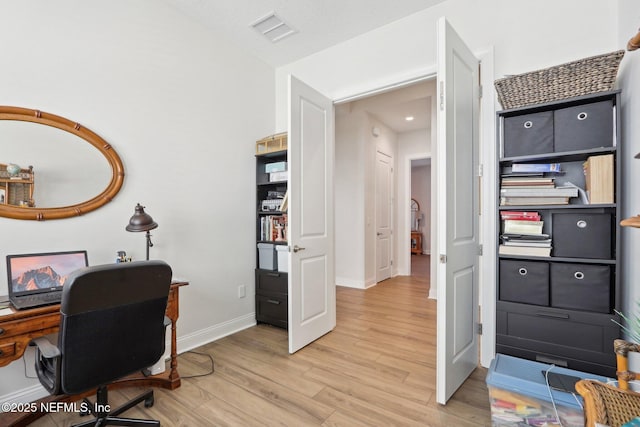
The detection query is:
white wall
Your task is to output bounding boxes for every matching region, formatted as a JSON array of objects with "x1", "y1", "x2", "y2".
[
  {"x1": 335, "y1": 107, "x2": 367, "y2": 287},
  {"x1": 275, "y1": 0, "x2": 618, "y2": 131},
  {"x1": 618, "y1": 0, "x2": 640, "y2": 324},
  {"x1": 0, "y1": 0, "x2": 275, "y2": 401},
  {"x1": 275, "y1": 0, "x2": 621, "y2": 367}
]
